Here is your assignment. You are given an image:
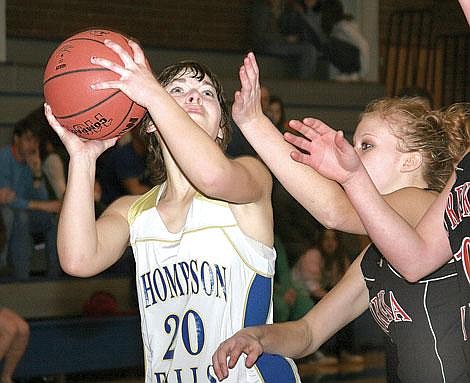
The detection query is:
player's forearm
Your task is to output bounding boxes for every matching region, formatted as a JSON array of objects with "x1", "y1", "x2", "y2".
[
  {"x1": 146, "y1": 89, "x2": 233, "y2": 193},
  {"x1": 238, "y1": 116, "x2": 367, "y2": 234},
  {"x1": 256, "y1": 319, "x2": 314, "y2": 359},
  {"x1": 57, "y1": 156, "x2": 99, "y2": 273},
  {"x1": 342, "y1": 167, "x2": 430, "y2": 279}
]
